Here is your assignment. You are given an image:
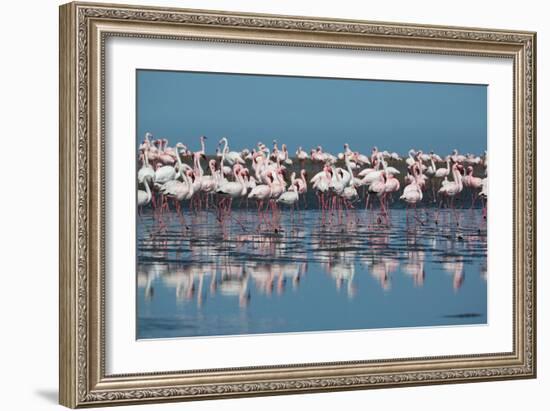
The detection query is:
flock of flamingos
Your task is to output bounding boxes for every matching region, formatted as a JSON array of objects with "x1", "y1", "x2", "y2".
[{"x1": 137, "y1": 132, "x2": 488, "y2": 228}]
